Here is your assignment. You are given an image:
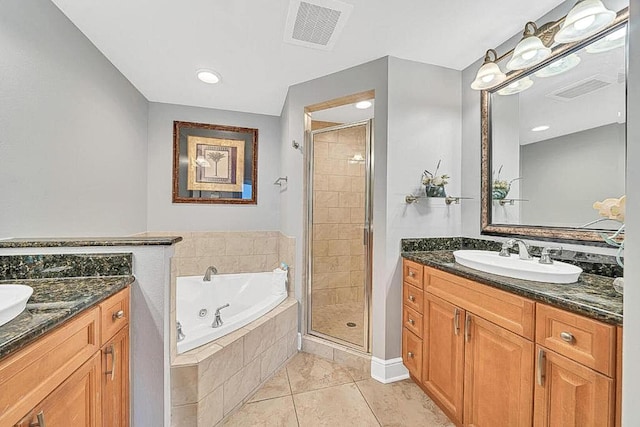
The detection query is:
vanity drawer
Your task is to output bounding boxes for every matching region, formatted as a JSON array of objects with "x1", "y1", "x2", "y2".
[
  {"x1": 403, "y1": 283, "x2": 424, "y2": 314},
  {"x1": 536, "y1": 303, "x2": 616, "y2": 376},
  {"x1": 402, "y1": 328, "x2": 422, "y2": 381},
  {"x1": 100, "y1": 287, "x2": 130, "y2": 346},
  {"x1": 403, "y1": 259, "x2": 424, "y2": 289},
  {"x1": 425, "y1": 267, "x2": 535, "y2": 340},
  {"x1": 0, "y1": 307, "x2": 99, "y2": 426},
  {"x1": 403, "y1": 305, "x2": 424, "y2": 339}
]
